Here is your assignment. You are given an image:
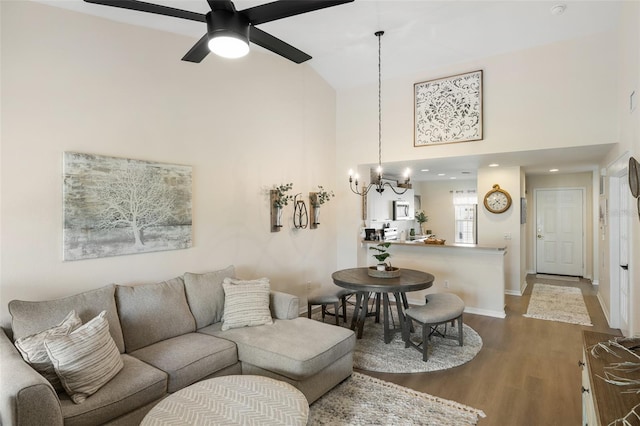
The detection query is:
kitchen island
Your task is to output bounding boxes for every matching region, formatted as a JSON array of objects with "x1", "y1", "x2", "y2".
[{"x1": 361, "y1": 239, "x2": 507, "y2": 318}]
